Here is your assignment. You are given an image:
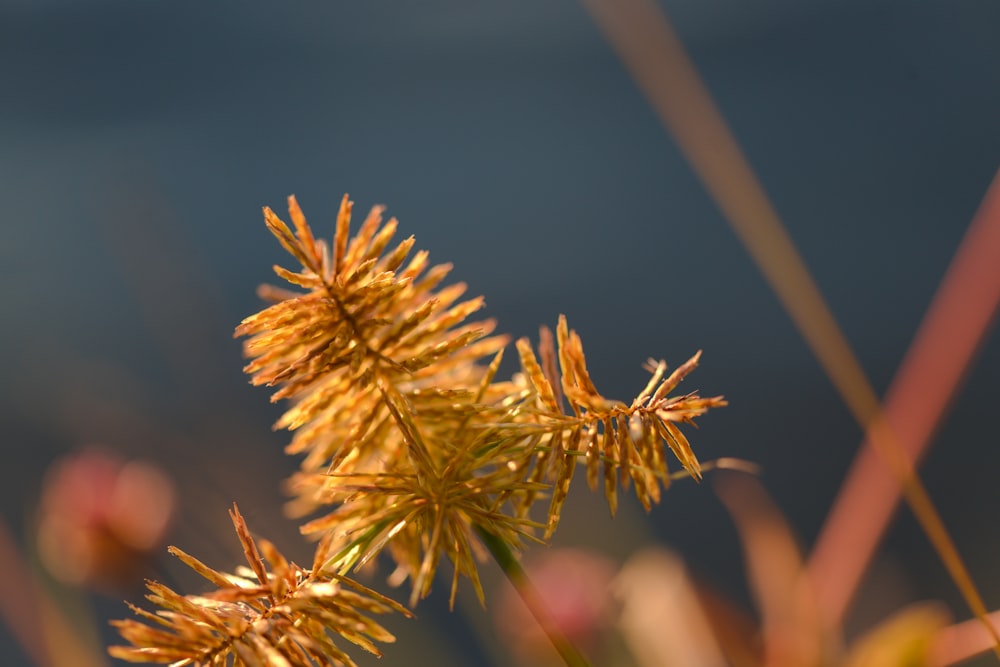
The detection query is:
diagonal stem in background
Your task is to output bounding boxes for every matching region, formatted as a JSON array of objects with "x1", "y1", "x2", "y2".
[
  {"x1": 808, "y1": 170, "x2": 1000, "y2": 628},
  {"x1": 580, "y1": 0, "x2": 1000, "y2": 656}
]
